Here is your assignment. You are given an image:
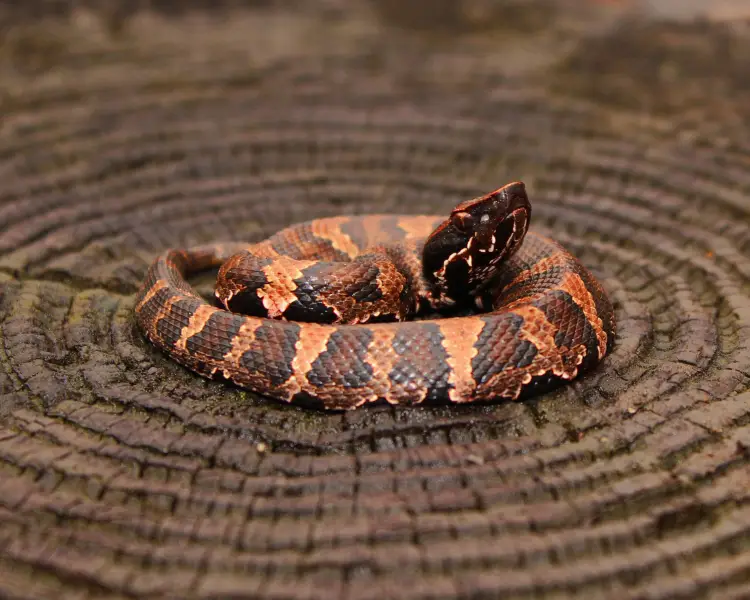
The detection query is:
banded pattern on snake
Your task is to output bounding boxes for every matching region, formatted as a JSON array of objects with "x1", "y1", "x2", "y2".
[{"x1": 134, "y1": 182, "x2": 616, "y2": 410}]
